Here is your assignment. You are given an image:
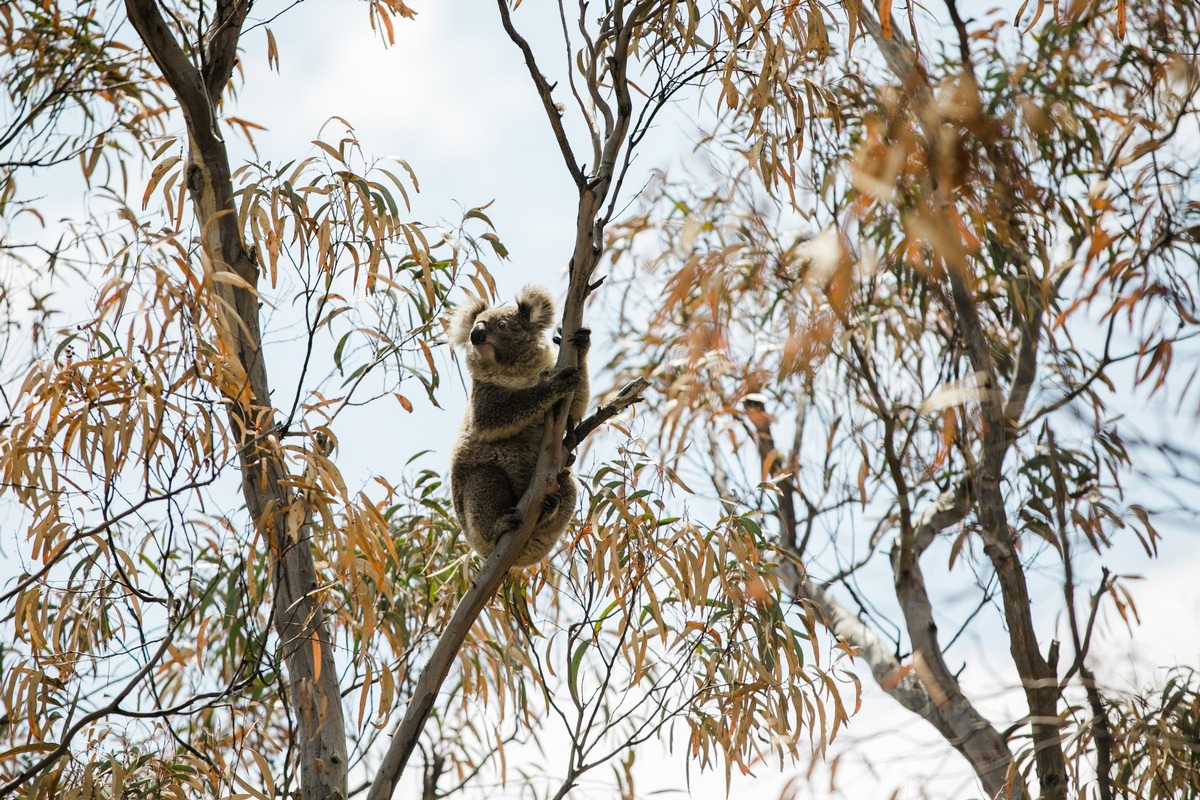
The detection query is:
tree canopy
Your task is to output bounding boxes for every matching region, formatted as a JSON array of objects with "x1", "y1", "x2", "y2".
[{"x1": 1, "y1": 1, "x2": 1198, "y2": 799}]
